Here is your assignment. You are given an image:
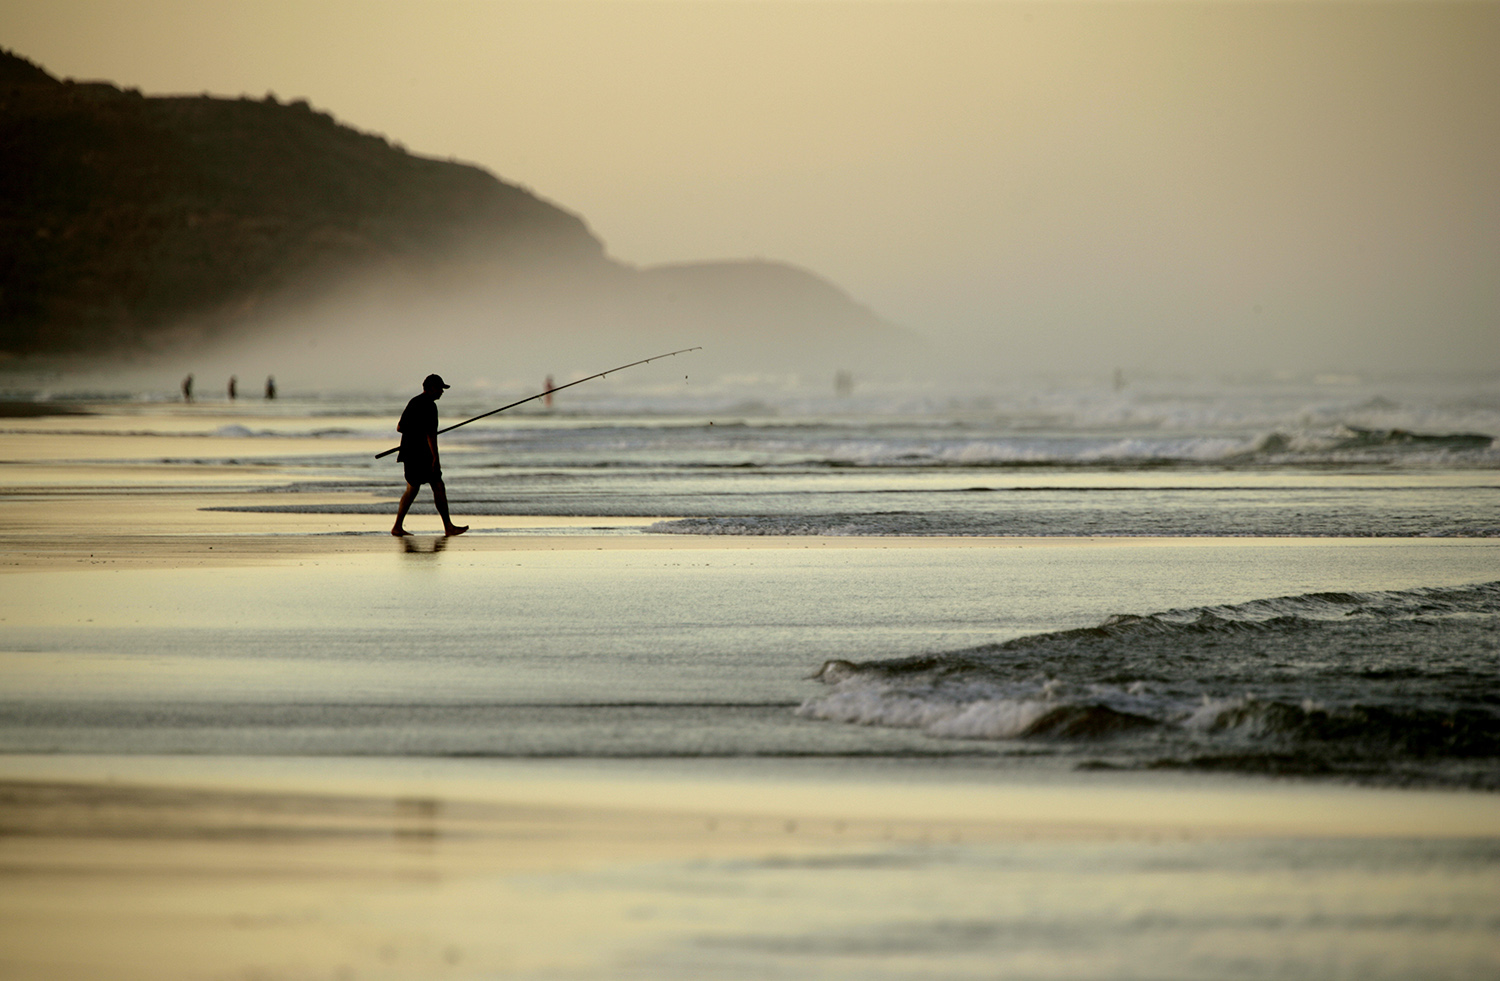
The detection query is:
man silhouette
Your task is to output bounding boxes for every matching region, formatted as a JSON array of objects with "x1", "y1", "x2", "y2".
[{"x1": 391, "y1": 373, "x2": 468, "y2": 537}]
